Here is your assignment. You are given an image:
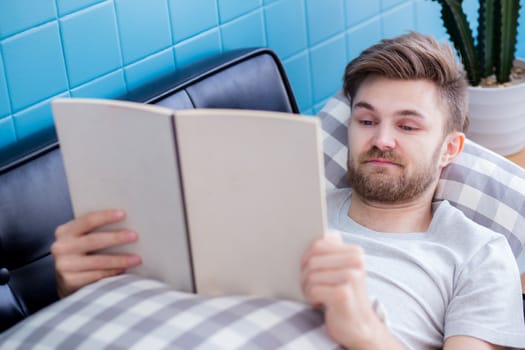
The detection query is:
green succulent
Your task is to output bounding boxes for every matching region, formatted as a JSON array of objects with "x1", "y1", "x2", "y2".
[{"x1": 431, "y1": 0, "x2": 521, "y2": 85}]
